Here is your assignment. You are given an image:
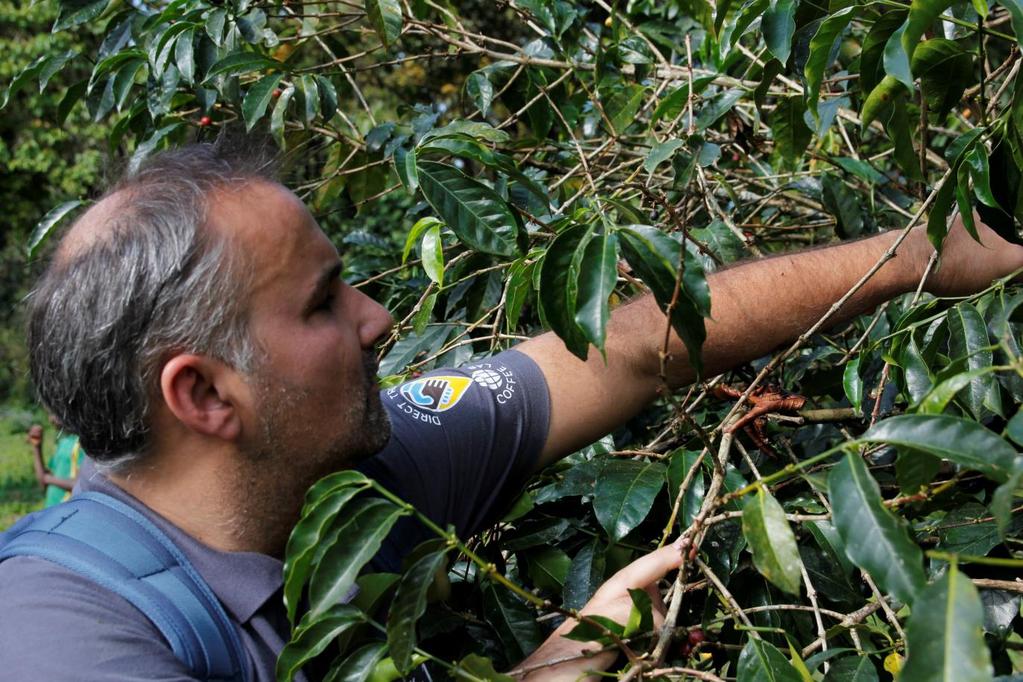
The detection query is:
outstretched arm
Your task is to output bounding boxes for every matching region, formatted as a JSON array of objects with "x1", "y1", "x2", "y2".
[{"x1": 518, "y1": 216, "x2": 1023, "y2": 469}]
